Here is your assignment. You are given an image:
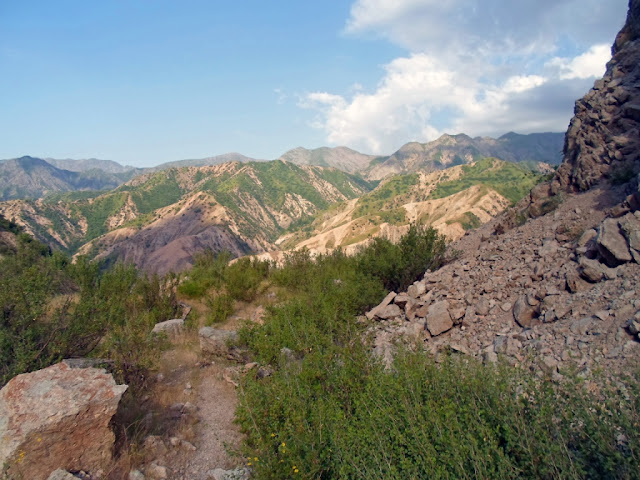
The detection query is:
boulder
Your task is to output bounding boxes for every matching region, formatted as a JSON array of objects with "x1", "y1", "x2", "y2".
[
  {"x1": 597, "y1": 218, "x2": 633, "y2": 265},
  {"x1": 47, "y1": 470, "x2": 77, "y2": 480},
  {"x1": 513, "y1": 295, "x2": 539, "y2": 328},
  {"x1": 199, "y1": 327, "x2": 237, "y2": 356},
  {"x1": 407, "y1": 282, "x2": 427, "y2": 299},
  {"x1": 151, "y1": 318, "x2": 184, "y2": 339},
  {"x1": 425, "y1": 300, "x2": 453, "y2": 336},
  {"x1": 619, "y1": 212, "x2": 640, "y2": 260},
  {"x1": 375, "y1": 304, "x2": 402, "y2": 320},
  {"x1": 579, "y1": 256, "x2": 607, "y2": 282},
  {"x1": 0, "y1": 362, "x2": 127, "y2": 480}
]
